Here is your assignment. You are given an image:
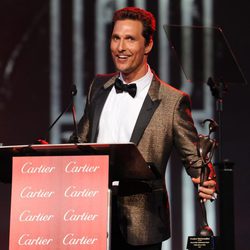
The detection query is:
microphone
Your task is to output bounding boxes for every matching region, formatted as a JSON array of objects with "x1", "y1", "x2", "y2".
[
  {"x1": 71, "y1": 84, "x2": 77, "y2": 96},
  {"x1": 35, "y1": 84, "x2": 79, "y2": 144},
  {"x1": 70, "y1": 84, "x2": 80, "y2": 143}
]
